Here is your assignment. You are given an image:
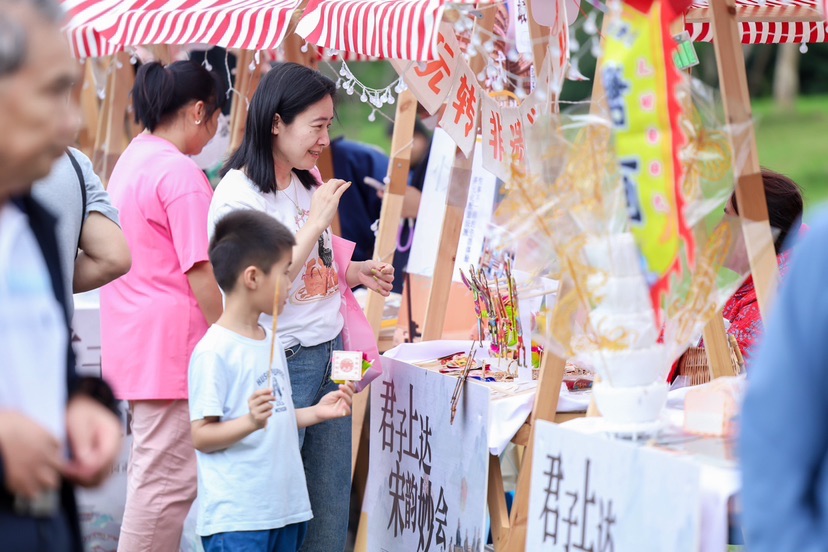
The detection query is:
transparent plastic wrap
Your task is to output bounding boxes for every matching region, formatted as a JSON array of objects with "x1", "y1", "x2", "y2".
[{"x1": 479, "y1": 57, "x2": 772, "y2": 427}]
